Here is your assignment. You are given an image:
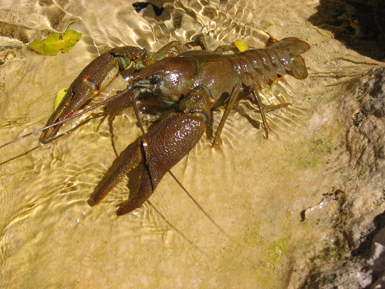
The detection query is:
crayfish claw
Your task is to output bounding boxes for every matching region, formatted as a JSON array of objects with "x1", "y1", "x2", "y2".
[
  {"x1": 90, "y1": 141, "x2": 143, "y2": 206},
  {"x1": 92, "y1": 88, "x2": 212, "y2": 215},
  {"x1": 115, "y1": 166, "x2": 153, "y2": 215}
]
